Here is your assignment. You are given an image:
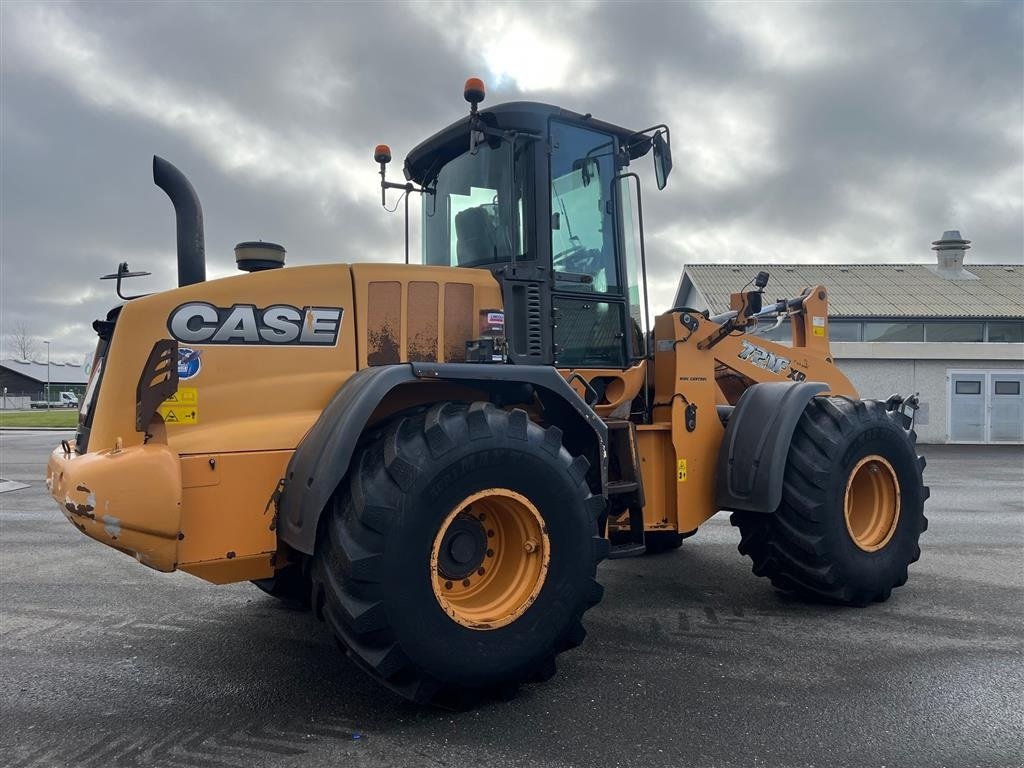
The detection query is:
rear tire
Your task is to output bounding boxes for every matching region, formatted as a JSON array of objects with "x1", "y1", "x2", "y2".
[
  {"x1": 731, "y1": 397, "x2": 929, "y2": 606},
  {"x1": 311, "y1": 402, "x2": 607, "y2": 707}
]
